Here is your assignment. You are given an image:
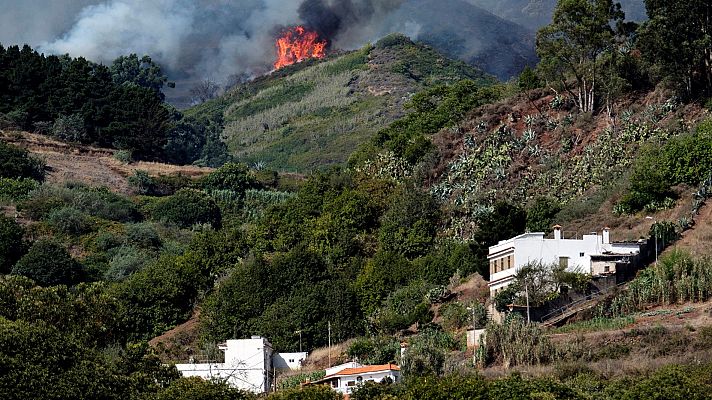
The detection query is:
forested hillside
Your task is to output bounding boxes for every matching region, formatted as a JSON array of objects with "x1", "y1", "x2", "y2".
[{"x1": 1, "y1": 0, "x2": 712, "y2": 399}]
